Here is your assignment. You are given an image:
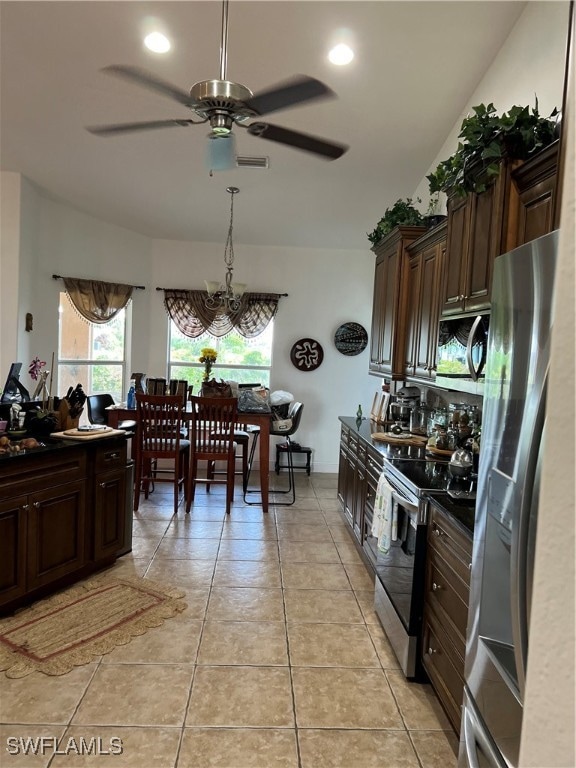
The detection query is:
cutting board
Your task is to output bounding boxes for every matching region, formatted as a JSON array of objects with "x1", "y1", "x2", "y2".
[{"x1": 51, "y1": 427, "x2": 126, "y2": 441}]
